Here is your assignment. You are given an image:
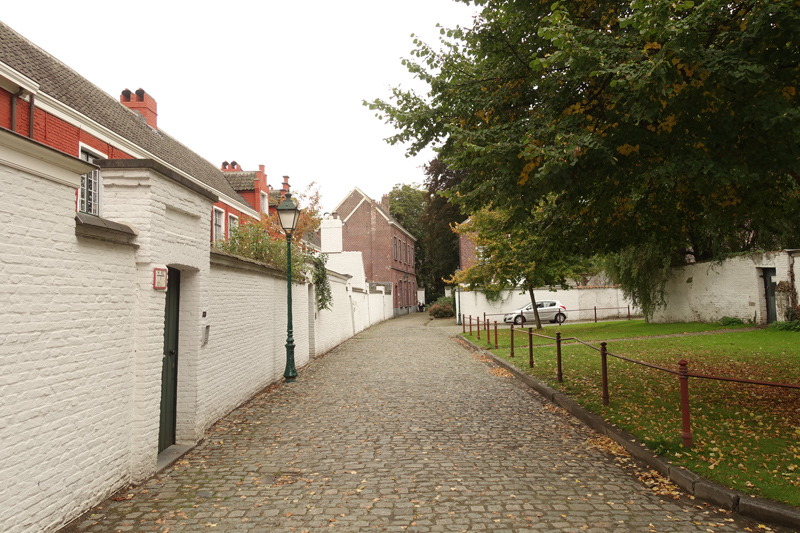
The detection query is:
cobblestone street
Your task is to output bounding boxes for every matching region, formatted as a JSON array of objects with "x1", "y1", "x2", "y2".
[{"x1": 65, "y1": 313, "x2": 763, "y2": 532}]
